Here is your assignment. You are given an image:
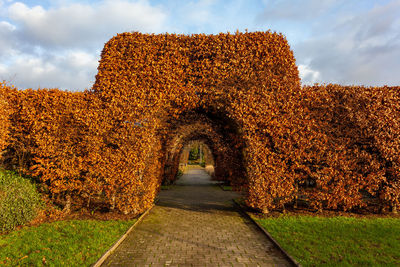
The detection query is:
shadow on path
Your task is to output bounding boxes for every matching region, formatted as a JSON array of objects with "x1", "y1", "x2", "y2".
[
  {"x1": 101, "y1": 167, "x2": 292, "y2": 267},
  {"x1": 157, "y1": 168, "x2": 239, "y2": 213}
]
